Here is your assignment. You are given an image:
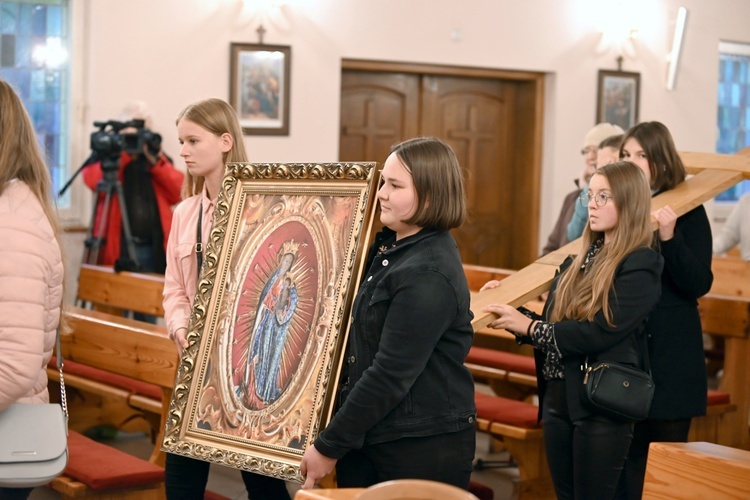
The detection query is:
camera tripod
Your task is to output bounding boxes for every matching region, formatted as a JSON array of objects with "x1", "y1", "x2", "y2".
[{"x1": 60, "y1": 153, "x2": 140, "y2": 270}]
